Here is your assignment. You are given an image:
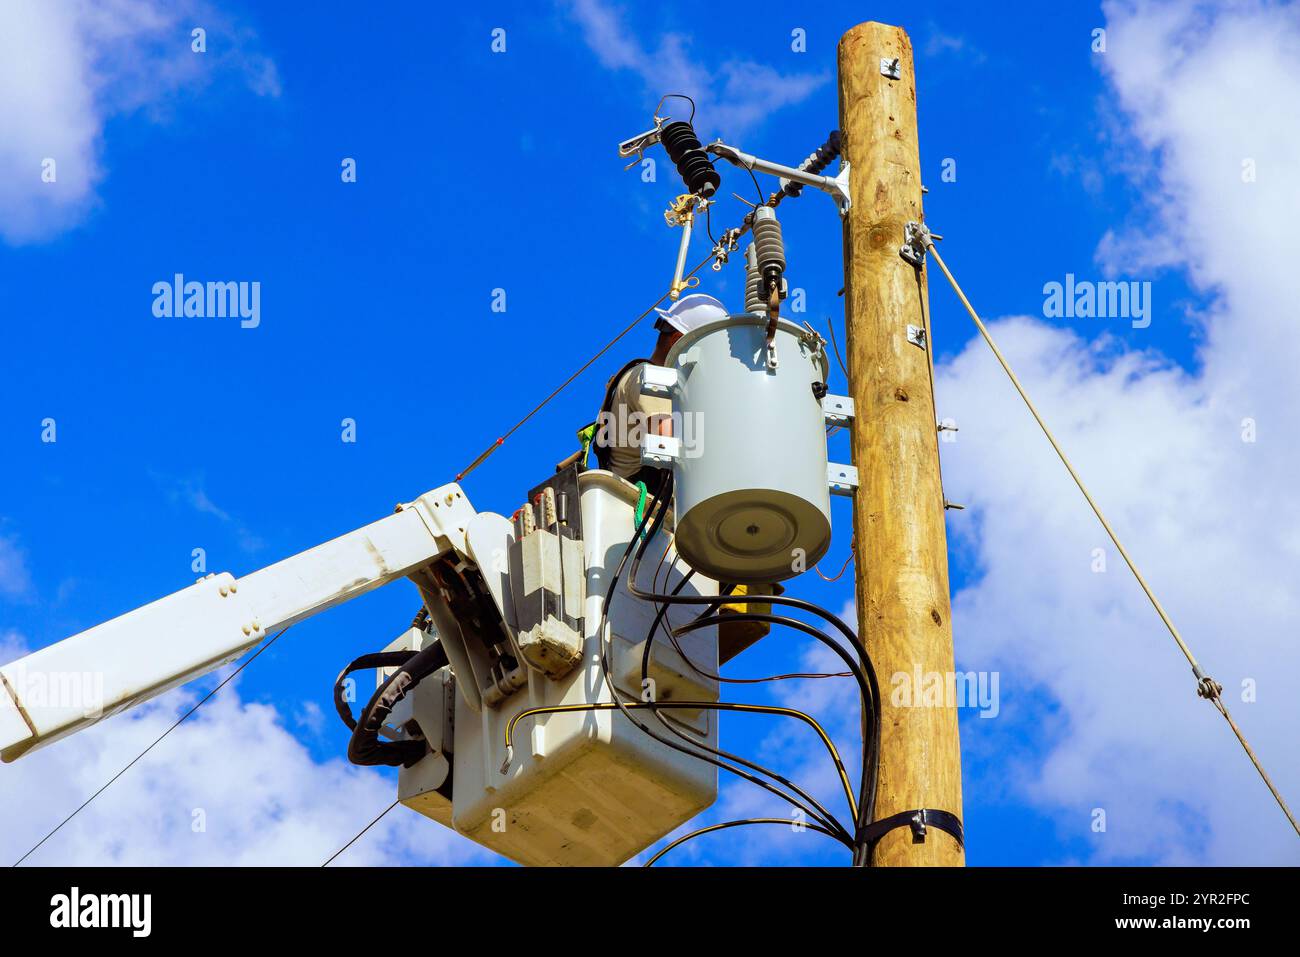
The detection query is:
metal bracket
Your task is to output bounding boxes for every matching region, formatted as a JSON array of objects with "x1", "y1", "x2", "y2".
[
  {"x1": 860, "y1": 808, "x2": 964, "y2": 849},
  {"x1": 899, "y1": 220, "x2": 932, "y2": 268},
  {"x1": 906, "y1": 324, "x2": 927, "y2": 350},
  {"x1": 616, "y1": 95, "x2": 678, "y2": 170},
  {"x1": 880, "y1": 57, "x2": 901, "y2": 80},
  {"x1": 828, "y1": 463, "x2": 859, "y2": 496},
  {"x1": 822, "y1": 394, "x2": 854, "y2": 426},
  {"x1": 641, "y1": 434, "x2": 680, "y2": 467},
  {"x1": 639, "y1": 364, "x2": 678, "y2": 398},
  {"x1": 830, "y1": 162, "x2": 851, "y2": 217},
  {"x1": 710, "y1": 226, "x2": 742, "y2": 271},
  {"x1": 706, "y1": 140, "x2": 851, "y2": 215},
  {"x1": 617, "y1": 124, "x2": 663, "y2": 171}
]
